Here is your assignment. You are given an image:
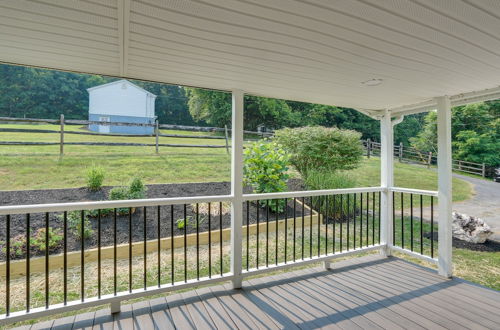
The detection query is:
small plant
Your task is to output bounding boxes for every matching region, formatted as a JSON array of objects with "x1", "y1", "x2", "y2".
[
  {"x1": 108, "y1": 187, "x2": 131, "y2": 215},
  {"x1": 86, "y1": 165, "x2": 105, "y2": 191},
  {"x1": 128, "y1": 177, "x2": 147, "y2": 199},
  {"x1": 176, "y1": 217, "x2": 191, "y2": 230},
  {"x1": 1, "y1": 227, "x2": 63, "y2": 258},
  {"x1": 65, "y1": 211, "x2": 94, "y2": 239},
  {"x1": 244, "y1": 140, "x2": 290, "y2": 213}
]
